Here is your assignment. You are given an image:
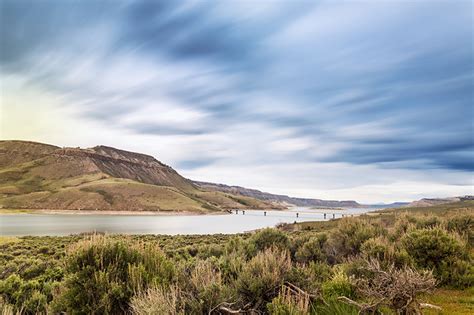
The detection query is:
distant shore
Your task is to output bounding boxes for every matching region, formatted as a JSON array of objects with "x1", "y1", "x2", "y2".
[
  {"x1": 0, "y1": 206, "x2": 353, "y2": 216},
  {"x1": 0, "y1": 208, "x2": 223, "y2": 216}
]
